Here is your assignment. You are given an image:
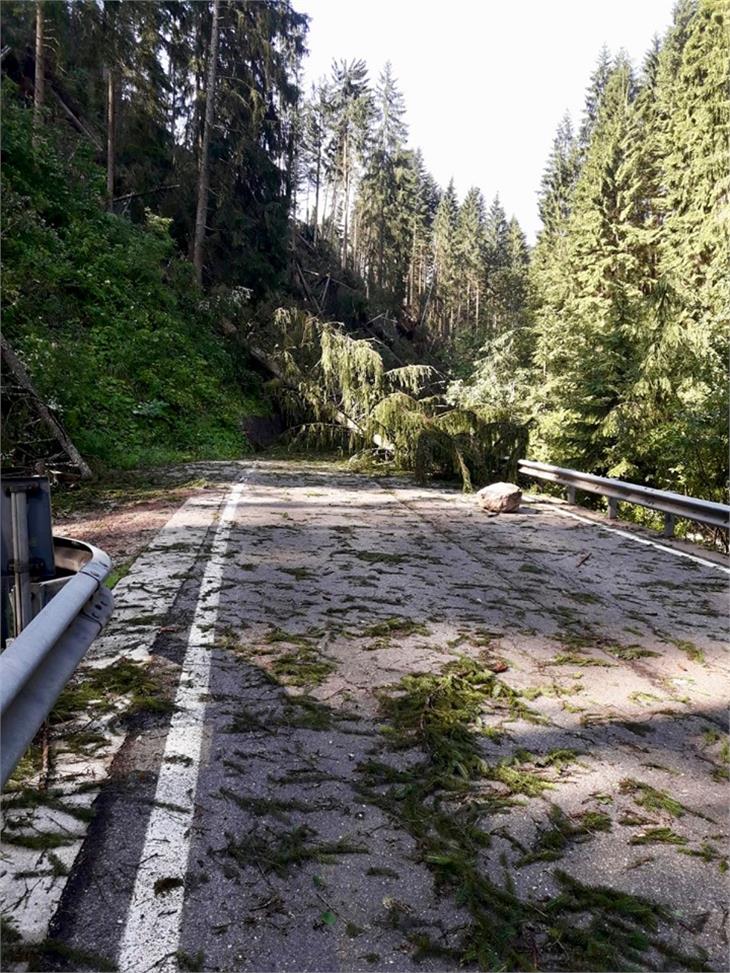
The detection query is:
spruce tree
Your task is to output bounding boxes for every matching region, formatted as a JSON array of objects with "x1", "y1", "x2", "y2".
[
  {"x1": 532, "y1": 59, "x2": 651, "y2": 471},
  {"x1": 430, "y1": 178, "x2": 459, "y2": 342},
  {"x1": 456, "y1": 187, "x2": 486, "y2": 336},
  {"x1": 620, "y1": 0, "x2": 729, "y2": 497}
]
